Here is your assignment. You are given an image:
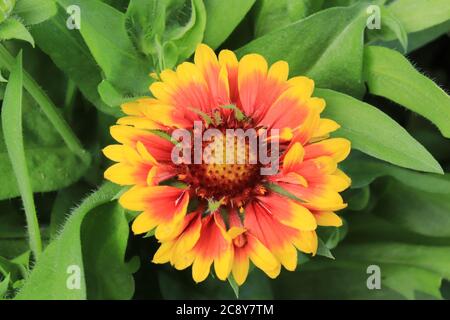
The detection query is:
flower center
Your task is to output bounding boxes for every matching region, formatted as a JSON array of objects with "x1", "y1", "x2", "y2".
[{"x1": 182, "y1": 130, "x2": 263, "y2": 204}]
